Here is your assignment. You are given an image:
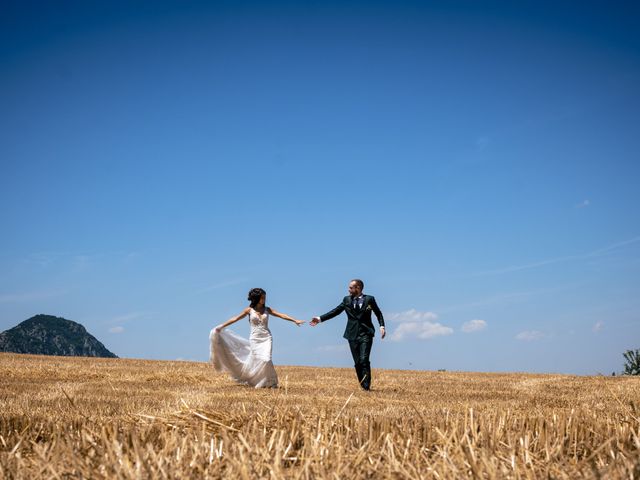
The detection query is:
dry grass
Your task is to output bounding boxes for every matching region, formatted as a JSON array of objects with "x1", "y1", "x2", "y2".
[{"x1": 1, "y1": 352, "x2": 639, "y2": 479}]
